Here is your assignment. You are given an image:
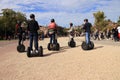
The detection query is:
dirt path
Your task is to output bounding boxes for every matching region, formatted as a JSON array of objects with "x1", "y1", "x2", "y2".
[{"x1": 0, "y1": 37, "x2": 120, "y2": 80}]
